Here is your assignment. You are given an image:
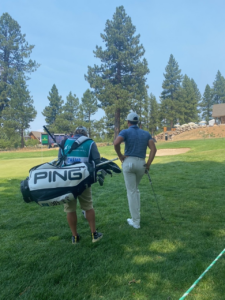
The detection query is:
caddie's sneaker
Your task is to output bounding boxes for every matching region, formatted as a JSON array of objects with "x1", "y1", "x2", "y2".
[
  {"x1": 127, "y1": 218, "x2": 140, "y2": 229},
  {"x1": 92, "y1": 231, "x2": 103, "y2": 243},
  {"x1": 72, "y1": 234, "x2": 81, "y2": 244},
  {"x1": 82, "y1": 210, "x2": 86, "y2": 218}
]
